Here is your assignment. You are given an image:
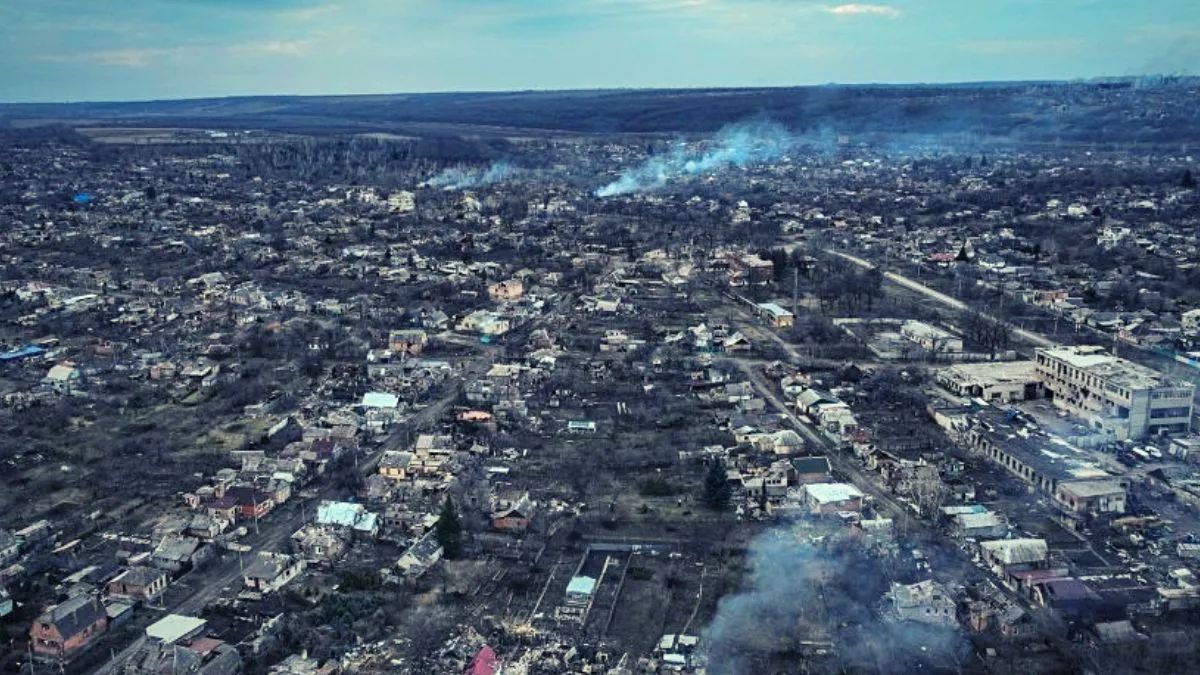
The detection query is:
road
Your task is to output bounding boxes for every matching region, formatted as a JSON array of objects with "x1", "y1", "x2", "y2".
[
  {"x1": 725, "y1": 359, "x2": 916, "y2": 529},
  {"x1": 90, "y1": 286, "x2": 590, "y2": 674},
  {"x1": 91, "y1": 359, "x2": 496, "y2": 674},
  {"x1": 827, "y1": 250, "x2": 1056, "y2": 349}
]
